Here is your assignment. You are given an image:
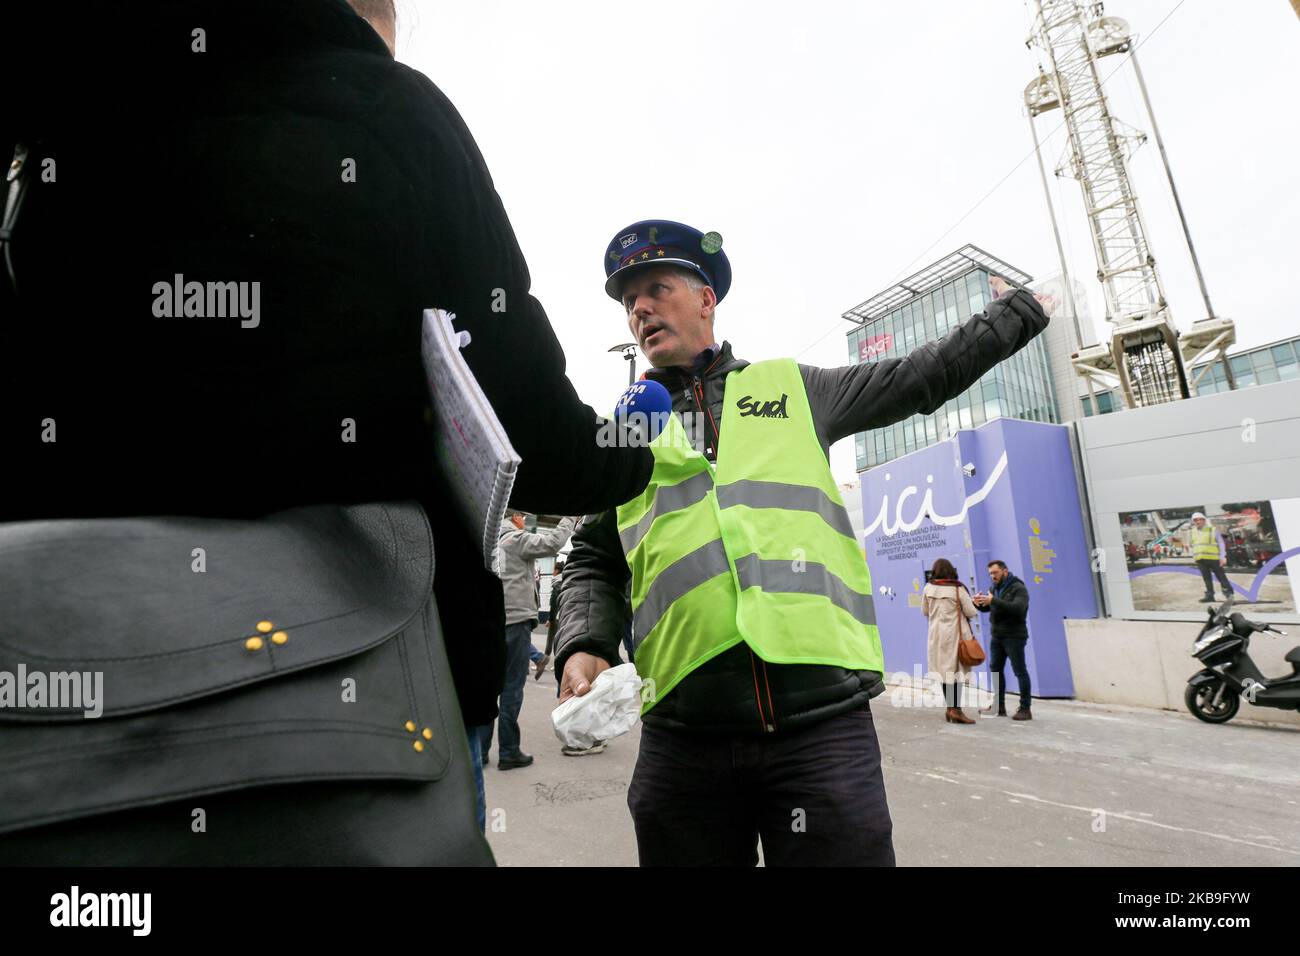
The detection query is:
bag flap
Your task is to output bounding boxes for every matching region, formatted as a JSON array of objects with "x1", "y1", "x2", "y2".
[
  {"x1": 0, "y1": 502, "x2": 461, "y2": 837},
  {"x1": 0, "y1": 502, "x2": 433, "y2": 721}
]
